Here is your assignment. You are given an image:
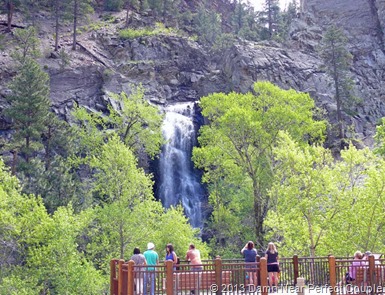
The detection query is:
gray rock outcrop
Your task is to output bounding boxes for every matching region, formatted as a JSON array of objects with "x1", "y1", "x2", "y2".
[{"x1": 1, "y1": 0, "x2": 385, "y2": 148}]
